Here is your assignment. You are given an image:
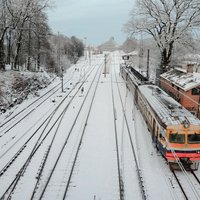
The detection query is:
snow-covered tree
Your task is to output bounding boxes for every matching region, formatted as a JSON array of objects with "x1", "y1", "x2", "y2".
[
  {"x1": 0, "y1": 0, "x2": 52, "y2": 70},
  {"x1": 0, "y1": 0, "x2": 11, "y2": 70},
  {"x1": 124, "y1": 0, "x2": 200, "y2": 73},
  {"x1": 8, "y1": 0, "x2": 51, "y2": 69}
]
